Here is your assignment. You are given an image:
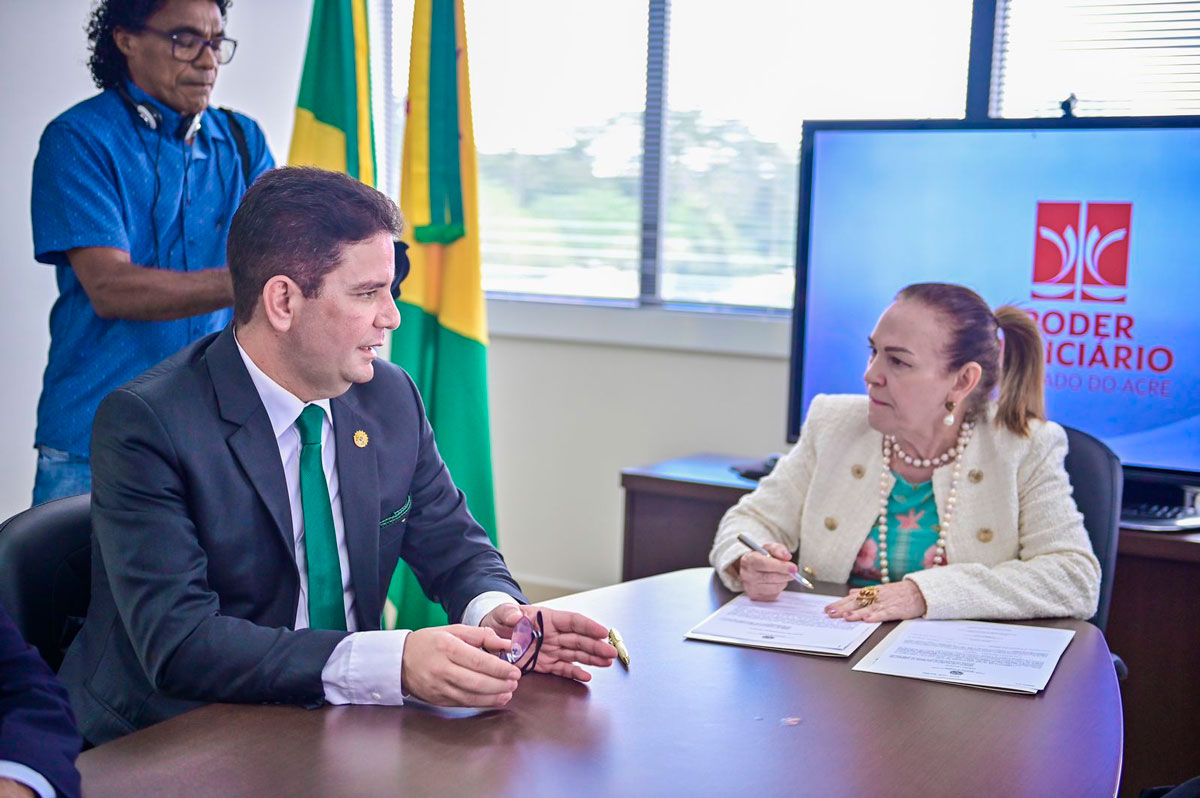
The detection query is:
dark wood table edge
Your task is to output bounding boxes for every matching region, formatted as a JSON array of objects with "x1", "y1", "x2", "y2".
[{"x1": 77, "y1": 568, "x2": 1124, "y2": 798}]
